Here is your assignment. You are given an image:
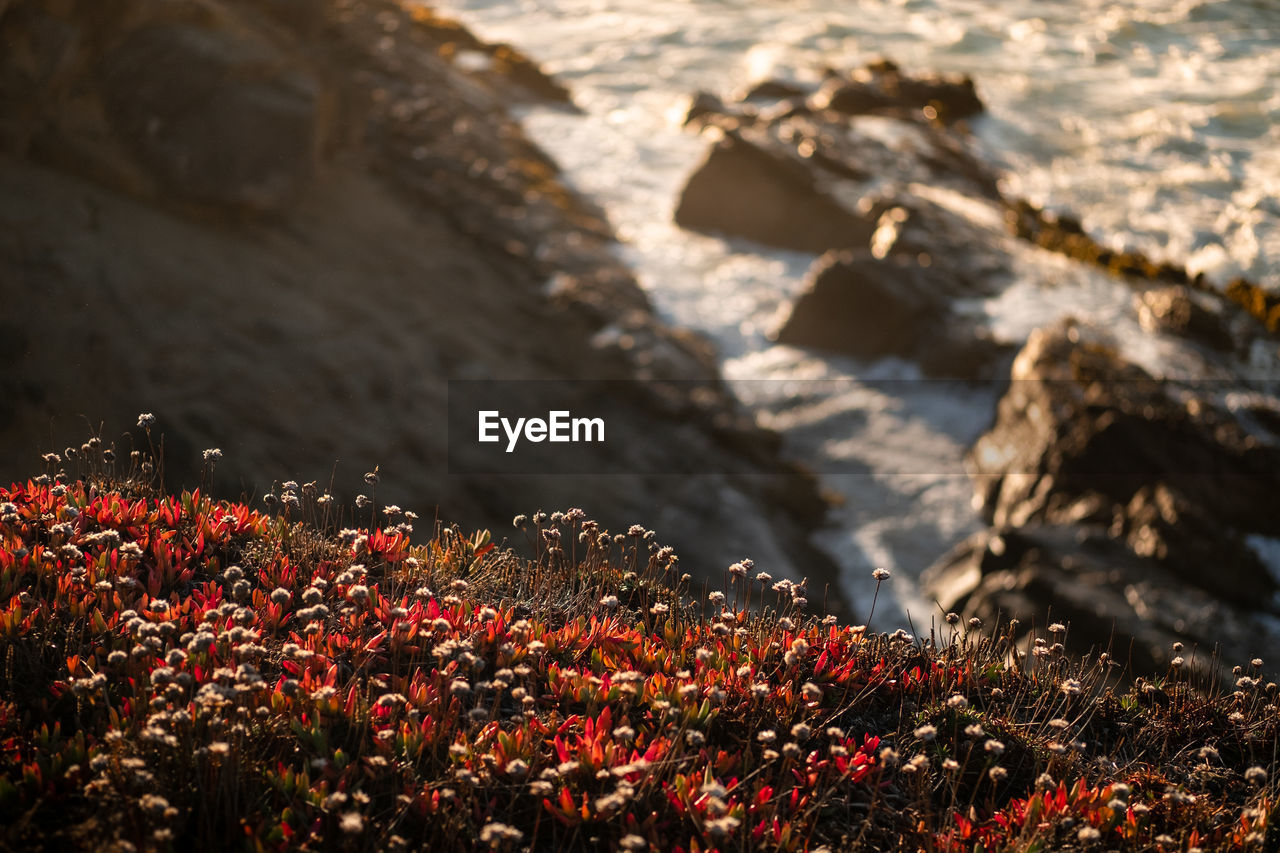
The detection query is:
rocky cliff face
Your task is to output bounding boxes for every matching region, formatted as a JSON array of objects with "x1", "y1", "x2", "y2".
[{"x1": 0, "y1": 0, "x2": 847, "y2": 609}]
